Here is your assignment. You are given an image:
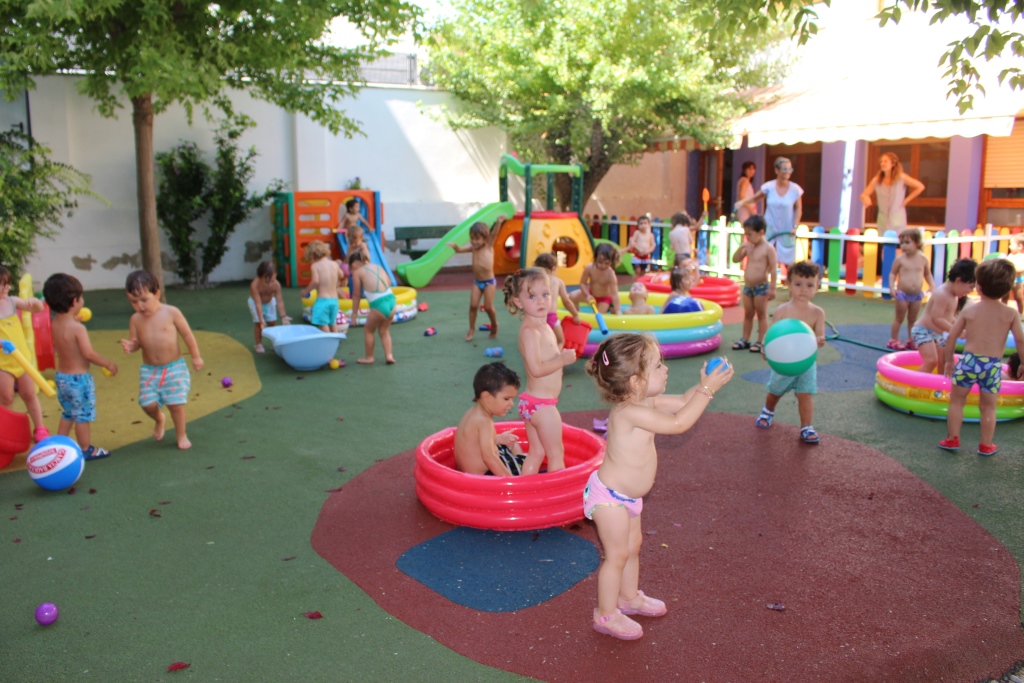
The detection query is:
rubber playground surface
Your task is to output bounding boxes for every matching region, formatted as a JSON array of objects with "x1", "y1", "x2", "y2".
[{"x1": 2, "y1": 277, "x2": 1024, "y2": 682}]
